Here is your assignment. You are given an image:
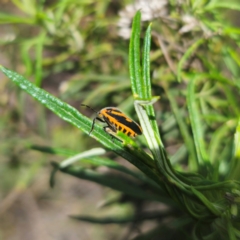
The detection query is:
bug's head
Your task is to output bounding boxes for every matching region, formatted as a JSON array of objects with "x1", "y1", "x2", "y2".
[
  {"x1": 81, "y1": 104, "x2": 105, "y2": 120},
  {"x1": 81, "y1": 104, "x2": 104, "y2": 135}
]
